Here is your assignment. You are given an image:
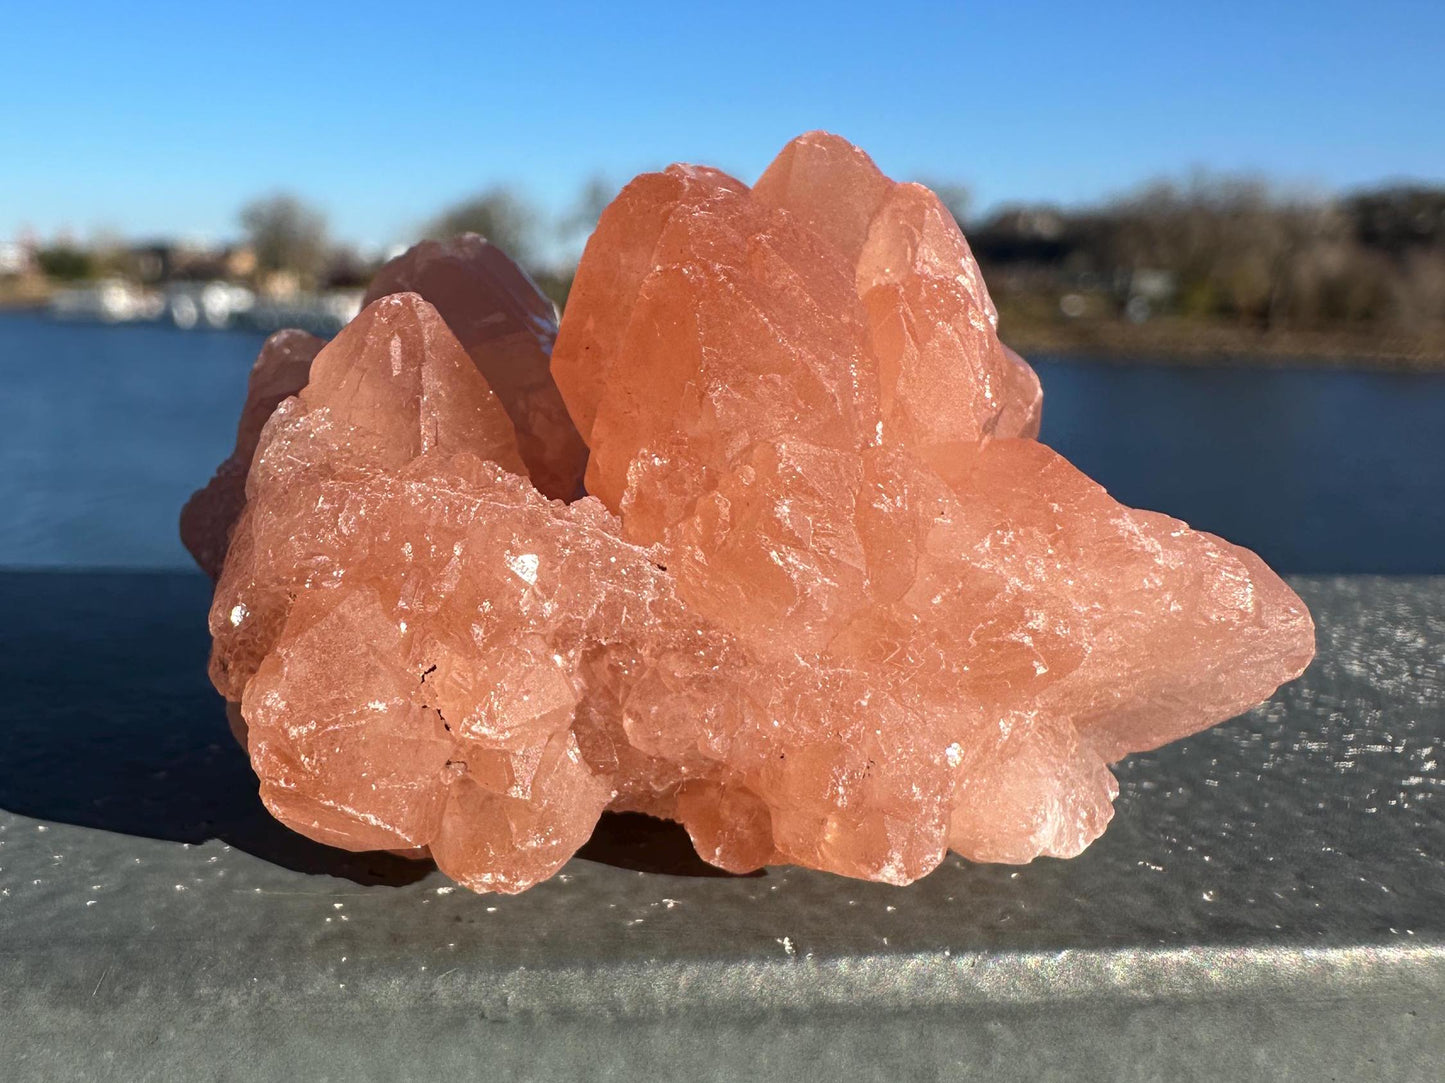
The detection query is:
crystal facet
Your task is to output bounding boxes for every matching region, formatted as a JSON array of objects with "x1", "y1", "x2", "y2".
[
  {"x1": 181, "y1": 329, "x2": 324, "y2": 579},
  {"x1": 364, "y1": 234, "x2": 587, "y2": 501}
]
